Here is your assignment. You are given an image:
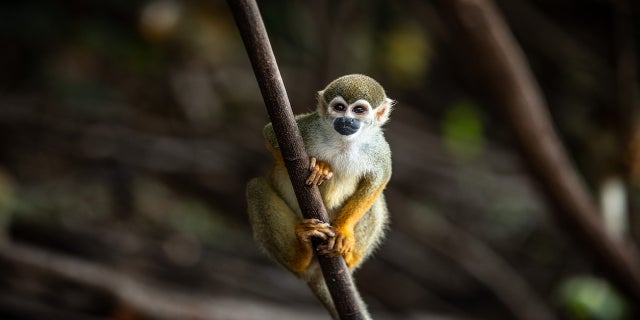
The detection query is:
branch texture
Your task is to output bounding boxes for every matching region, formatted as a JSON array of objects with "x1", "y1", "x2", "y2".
[{"x1": 227, "y1": 0, "x2": 366, "y2": 318}]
